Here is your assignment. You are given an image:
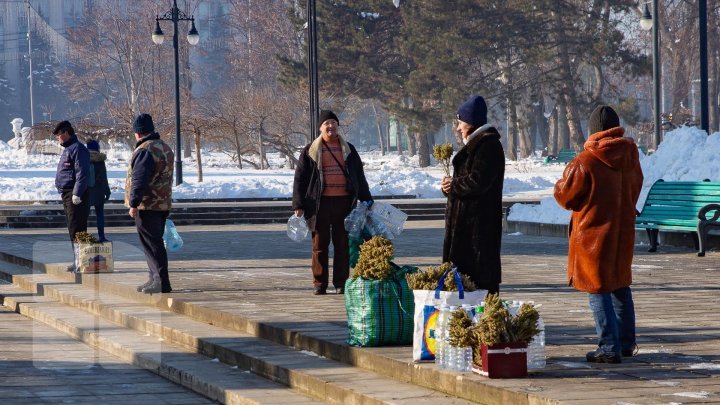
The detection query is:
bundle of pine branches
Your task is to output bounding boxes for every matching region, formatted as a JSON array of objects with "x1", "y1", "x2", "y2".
[
  {"x1": 352, "y1": 236, "x2": 395, "y2": 280},
  {"x1": 405, "y1": 262, "x2": 477, "y2": 291}
]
